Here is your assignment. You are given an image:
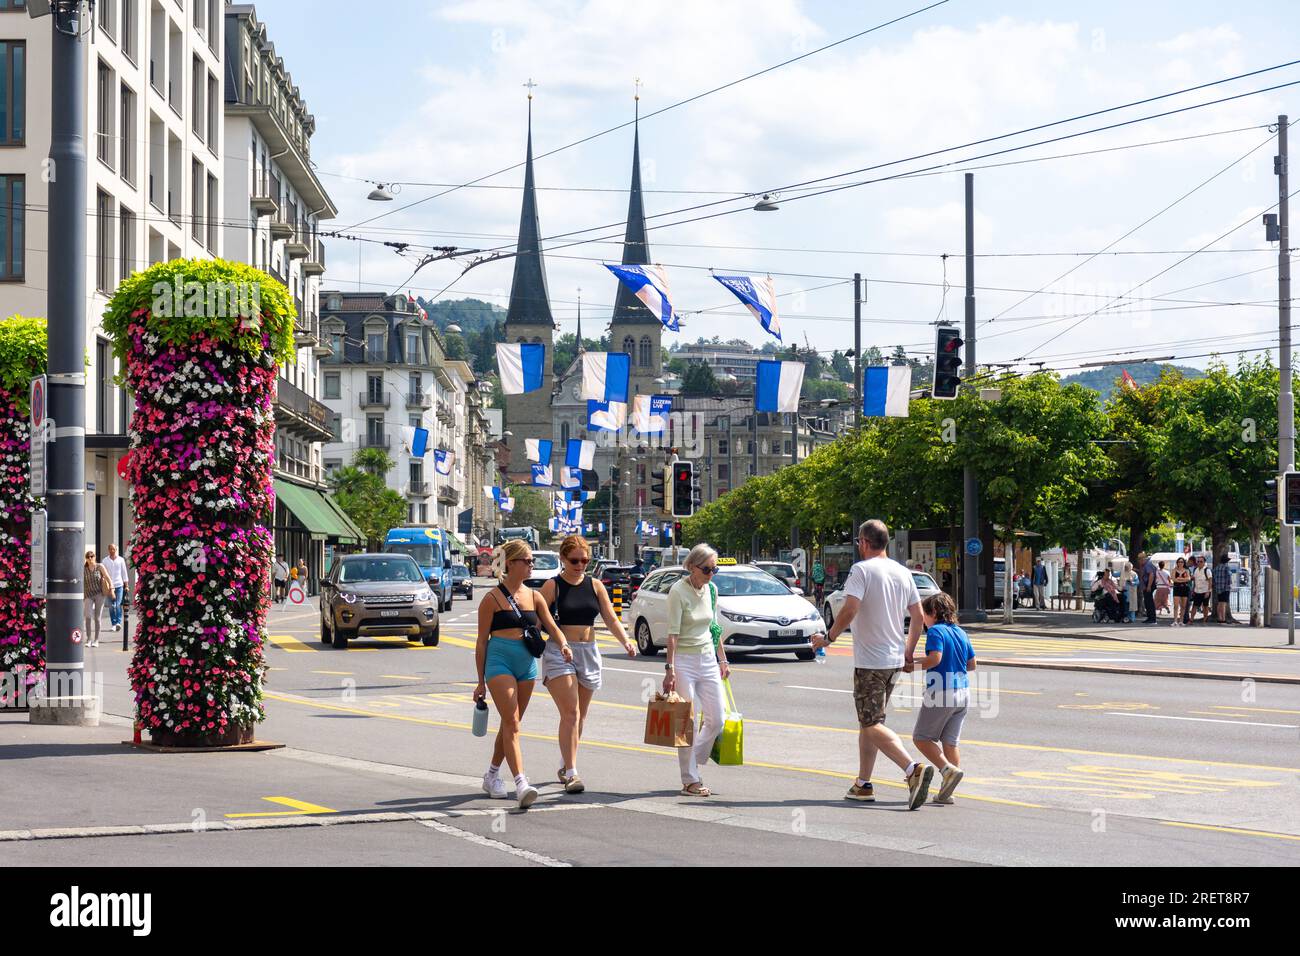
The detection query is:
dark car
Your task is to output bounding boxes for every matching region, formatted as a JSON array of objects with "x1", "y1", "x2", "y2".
[
  {"x1": 450, "y1": 564, "x2": 474, "y2": 600},
  {"x1": 320, "y1": 553, "x2": 439, "y2": 649},
  {"x1": 599, "y1": 563, "x2": 646, "y2": 600}
]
